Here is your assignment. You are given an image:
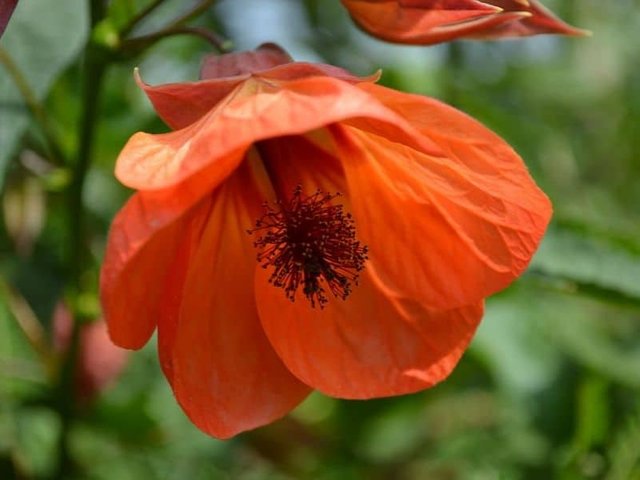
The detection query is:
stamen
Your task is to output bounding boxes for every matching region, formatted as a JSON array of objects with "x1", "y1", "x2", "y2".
[{"x1": 248, "y1": 185, "x2": 368, "y2": 308}]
